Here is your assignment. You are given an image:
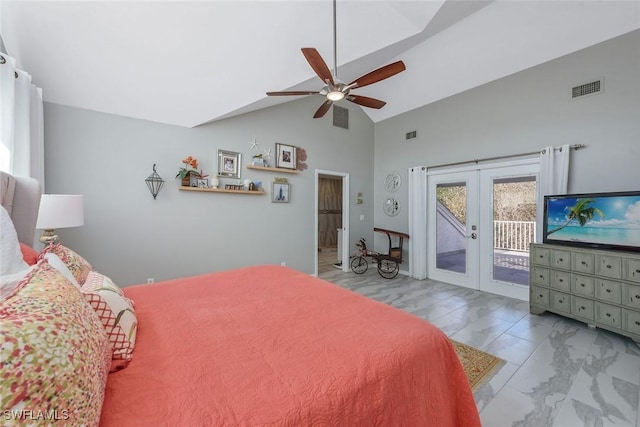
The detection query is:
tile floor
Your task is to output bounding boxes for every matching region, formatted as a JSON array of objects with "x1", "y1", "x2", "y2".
[{"x1": 318, "y1": 268, "x2": 640, "y2": 427}]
